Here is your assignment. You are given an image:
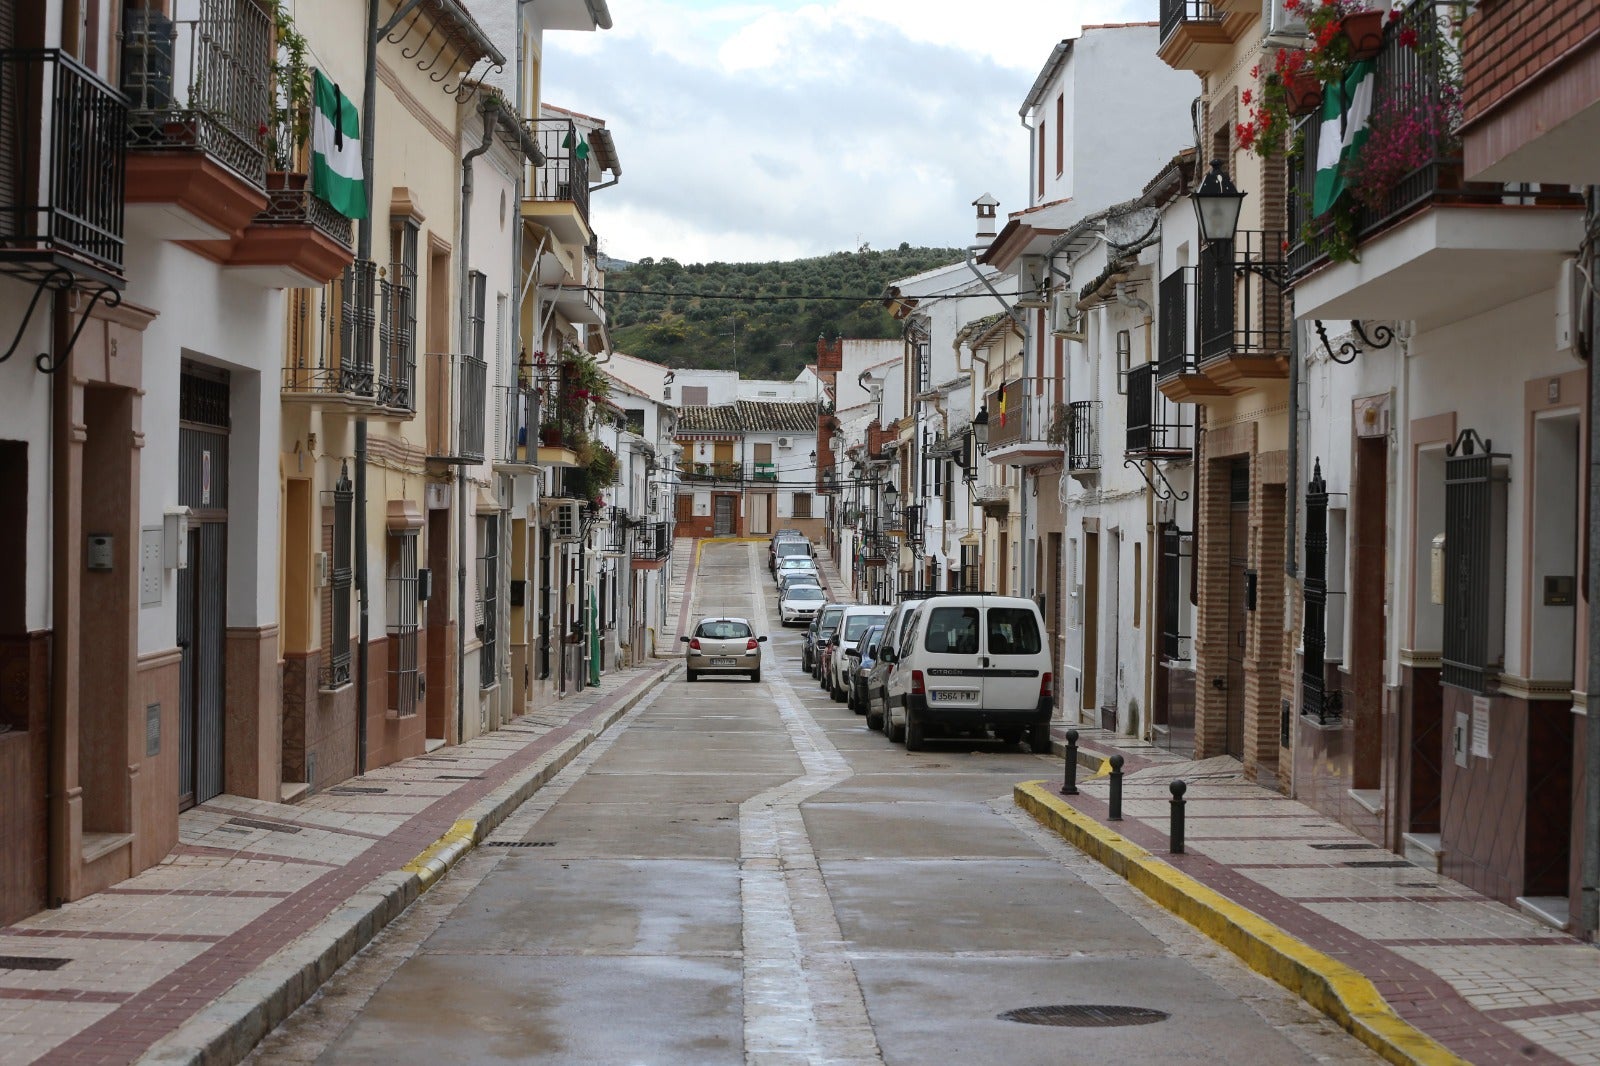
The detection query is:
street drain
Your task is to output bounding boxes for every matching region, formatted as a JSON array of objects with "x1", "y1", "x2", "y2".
[
  {"x1": 227, "y1": 817, "x2": 302, "y2": 835},
  {"x1": 435, "y1": 775, "x2": 484, "y2": 781},
  {"x1": 0, "y1": 956, "x2": 69, "y2": 971},
  {"x1": 1343, "y1": 860, "x2": 1412, "y2": 868},
  {"x1": 1309, "y1": 842, "x2": 1378, "y2": 850},
  {"x1": 328, "y1": 786, "x2": 388, "y2": 795},
  {"x1": 999, "y1": 1005, "x2": 1169, "y2": 1027},
  {"x1": 484, "y1": 841, "x2": 556, "y2": 847}
]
